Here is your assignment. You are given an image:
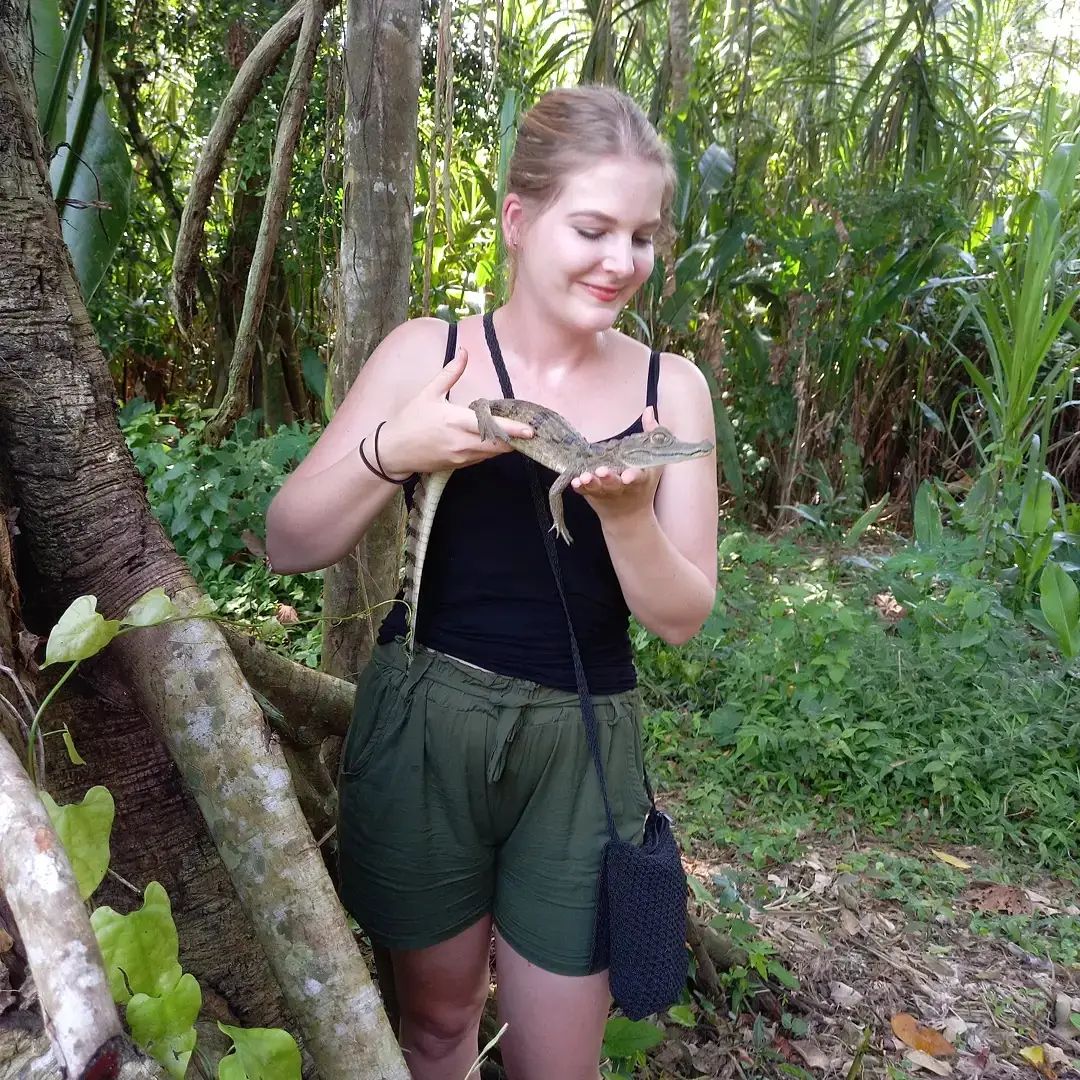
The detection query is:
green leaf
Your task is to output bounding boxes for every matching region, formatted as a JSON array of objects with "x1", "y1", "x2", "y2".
[
  {"x1": 127, "y1": 973, "x2": 201, "y2": 1080},
  {"x1": 91, "y1": 881, "x2": 183, "y2": 1003},
  {"x1": 708, "y1": 705, "x2": 744, "y2": 747},
  {"x1": 29, "y1": 0, "x2": 69, "y2": 148},
  {"x1": 1018, "y1": 477, "x2": 1053, "y2": 538},
  {"x1": 1038, "y1": 563, "x2": 1080, "y2": 658},
  {"x1": 40, "y1": 786, "x2": 113, "y2": 899},
  {"x1": 667, "y1": 1004, "x2": 695, "y2": 1028},
  {"x1": 44, "y1": 595, "x2": 121, "y2": 666},
  {"x1": 698, "y1": 143, "x2": 734, "y2": 195},
  {"x1": 601, "y1": 1017, "x2": 664, "y2": 1059},
  {"x1": 62, "y1": 725, "x2": 86, "y2": 765},
  {"x1": 217, "y1": 1025, "x2": 302, "y2": 1080},
  {"x1": 913, "y1": 482, "x2": 943, "y2": 550},
  {"x1": 300, "y1": 347, "x2": 326, "y2": 403},
  {"x1": 50, "y1": 50, "x2": 133, "y2": 300},
  {"x1": 122, "y1": 588, "x2": 180, "y2": 628},
  {"x1": 842, "y1": 494, "x2": 889, "y2": 548}
]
